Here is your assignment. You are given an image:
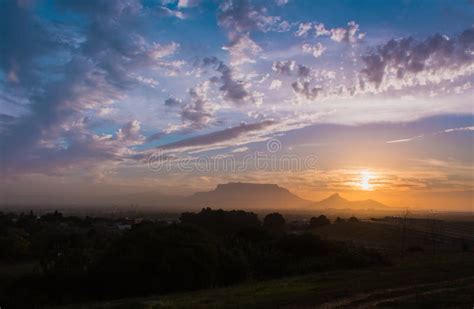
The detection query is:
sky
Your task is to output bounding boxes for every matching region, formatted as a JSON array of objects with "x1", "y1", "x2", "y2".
[{"x1": 1, "y1": 0, "x2": 473, "y2": 210}]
